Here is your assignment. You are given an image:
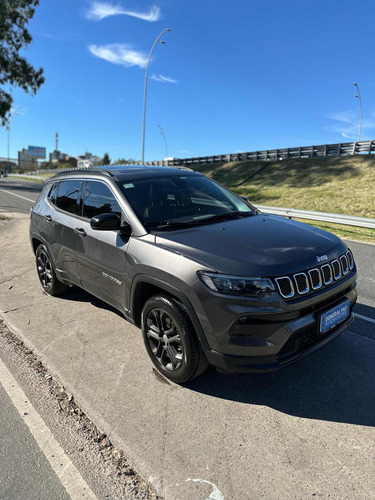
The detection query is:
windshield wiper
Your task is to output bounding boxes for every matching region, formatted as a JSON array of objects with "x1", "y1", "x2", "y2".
[
  {"x1": 198, "y1": 211, "x2": 254, "y2": 223},
  {"x1": 144, "y1": 221, "x2": 200, "y2": 230},
  {"x1": 143, "y1": 212, "x2": 254, "y2": 230}
]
